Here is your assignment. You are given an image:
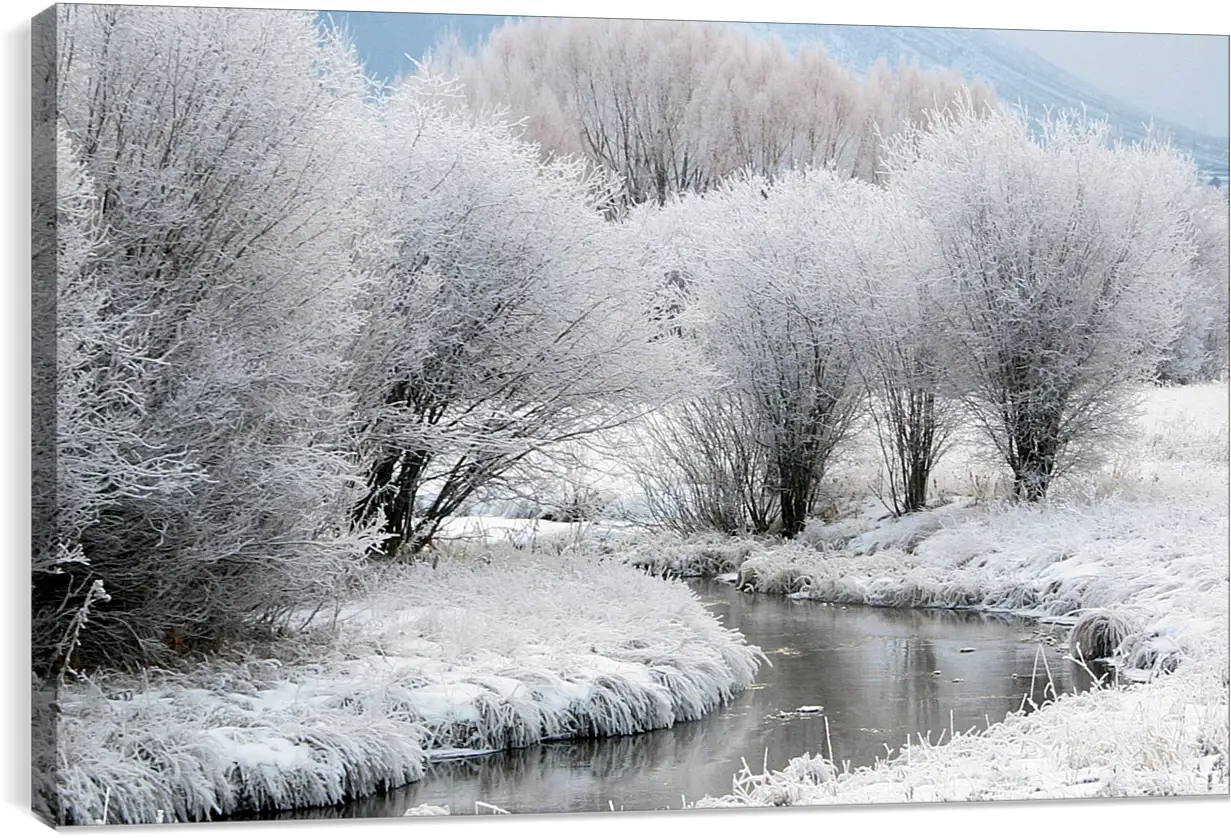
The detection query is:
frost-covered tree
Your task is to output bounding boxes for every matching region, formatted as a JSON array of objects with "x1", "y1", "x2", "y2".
[
  {"x1": 1157, "y1": 182, "x2": 1230, "y2": 383},
  {"x1": 620, "y1": 199, "x2": 777, "y2": 536},
  {"x1": 32, "y1": 126, "x2": 202, "y2": 673},
  {"x1": 853, "y1": 57, "x2": 996, "y2": 183},
  {"x1": 441, "y1": 18, "x2": 737, "y2": 205},
  {"x1": 637, "y1": 389, "x2": 781, "y2": 536},
  {"x1": 441, "y1": 18, "x2": 996, "y2": 204},
  {"x1": 43, "y1": 128, "x2": 198, "y2": 561},
  {"x1": 347, "y1": 74, "x2": 677, "y2": 555},
  {"x1": 838, "y1": 185, "x2": 958, "y2": 515},
  {"x1": 48, "y1": 5, "x2": 380, "y2": 665},
  {"x1": 654, "y1": 171, "x2": 864, "y2": 537},
  {"x1": 888, "y1": 105, "x2": 1199, "y2": 501},
  {"x1": 694, "y1": 37, "x2": 867, "y2": 185}
]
